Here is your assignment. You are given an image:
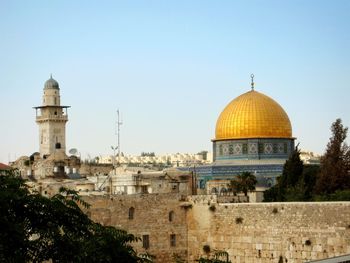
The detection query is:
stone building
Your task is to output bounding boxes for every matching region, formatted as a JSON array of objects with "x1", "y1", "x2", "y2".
[
  {"x1": 0, "y1": 162, "x2": 12, "y2": 175},
  {"x1": 89, "y1": 167, "x2": 196, "y2": 196},
  {"x1": 11, "y1": 76, "x2": 80, "y2": 179}
]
